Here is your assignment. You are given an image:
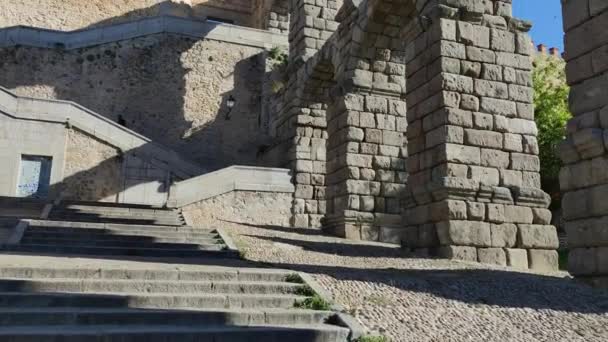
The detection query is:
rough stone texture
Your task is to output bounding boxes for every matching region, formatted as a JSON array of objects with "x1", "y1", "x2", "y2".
[
  {"x1": 560, "y1": 0, "x2": 608, "y2": 286},
  {"x1": 0, "y1": 0, "x2": 256, "y2": 29},
  {"x1": 62, "y1": 129, "x2": 122, "y2": 202},
  {"x1": 400, "y1": 0, "x2": 557, "y2": 270},
  {"x1": 182, "y1": 191, "x2": 292, "y2": 227},
  {"x1": 0, "y1": 36, "x2": 267, "y2": 171}
]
